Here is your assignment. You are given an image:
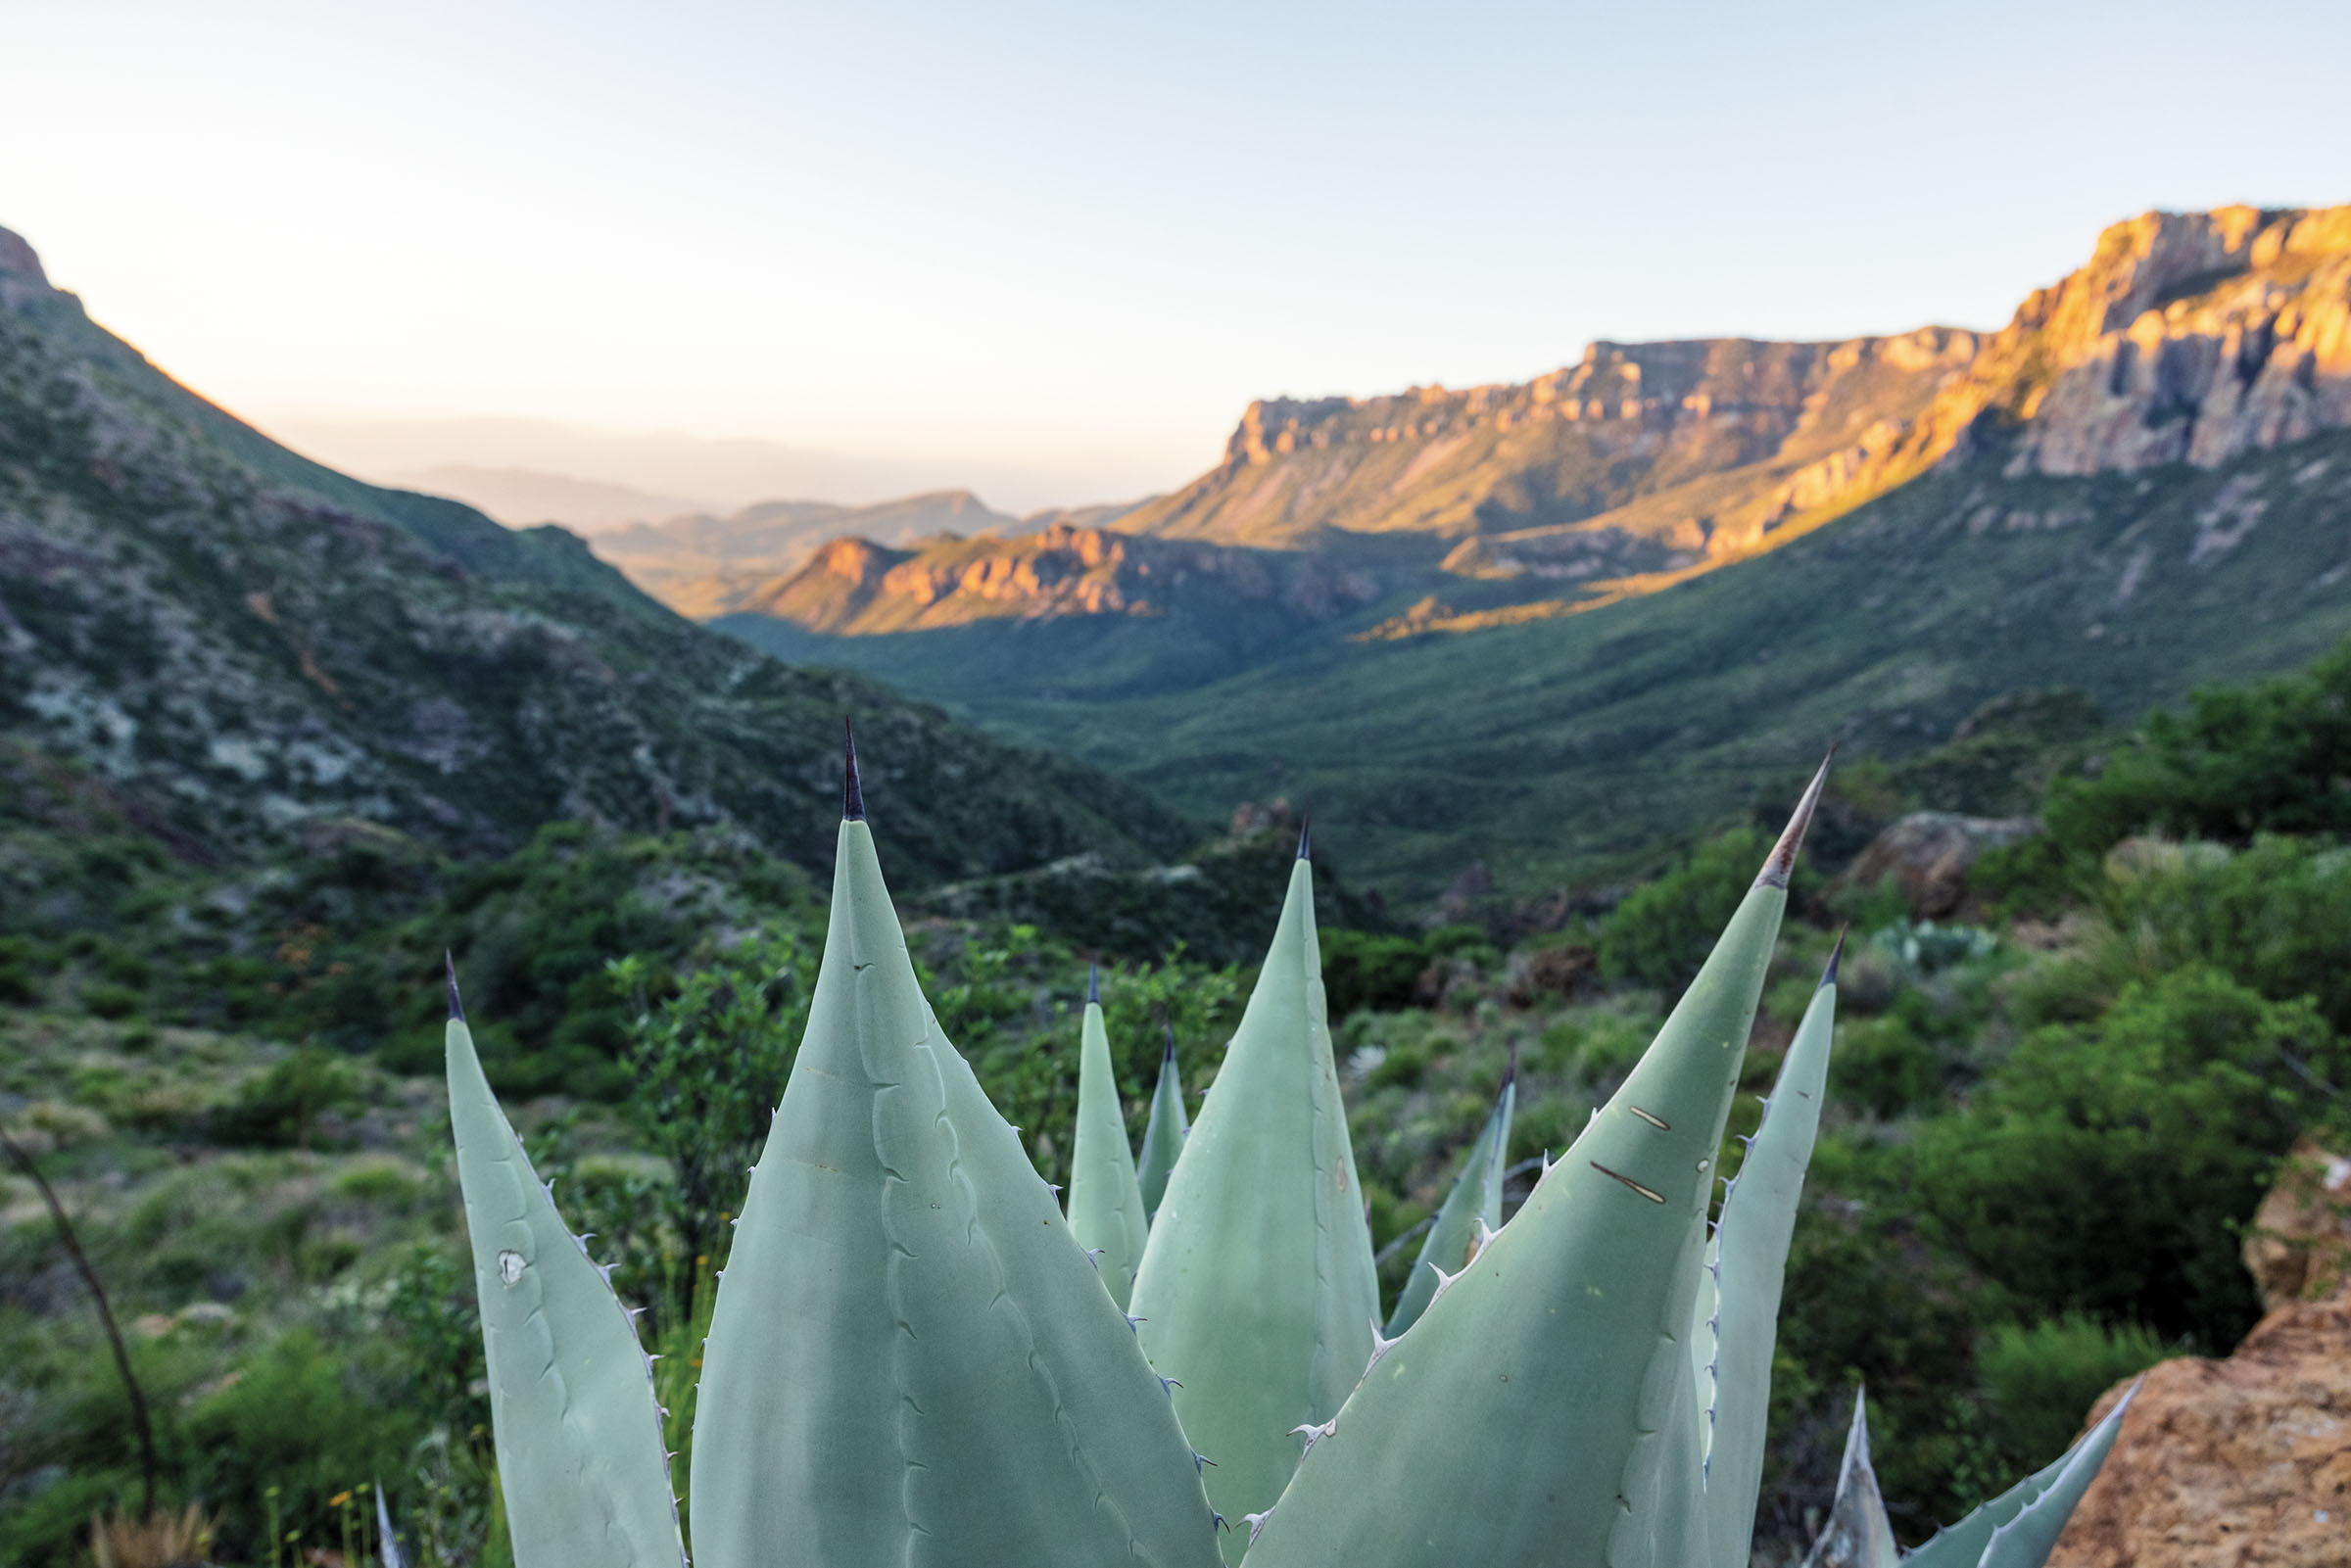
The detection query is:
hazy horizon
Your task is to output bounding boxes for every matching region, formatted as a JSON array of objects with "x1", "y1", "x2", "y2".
[{"x1": 7, "y1": 0, "x2": 2350, "y2": 512}]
